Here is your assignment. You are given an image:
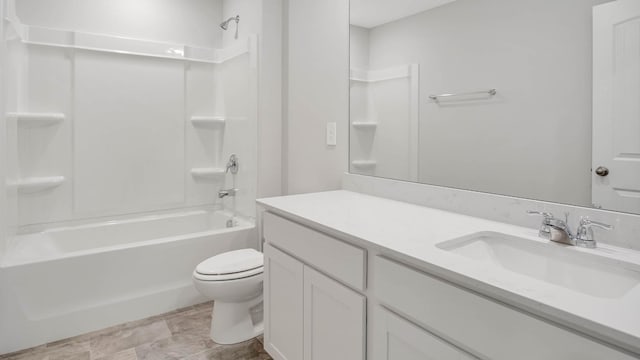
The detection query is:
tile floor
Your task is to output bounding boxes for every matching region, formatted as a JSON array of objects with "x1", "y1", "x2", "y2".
[{"x1": 0, "y1": 302, "x2": 271, "y2": 360}]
